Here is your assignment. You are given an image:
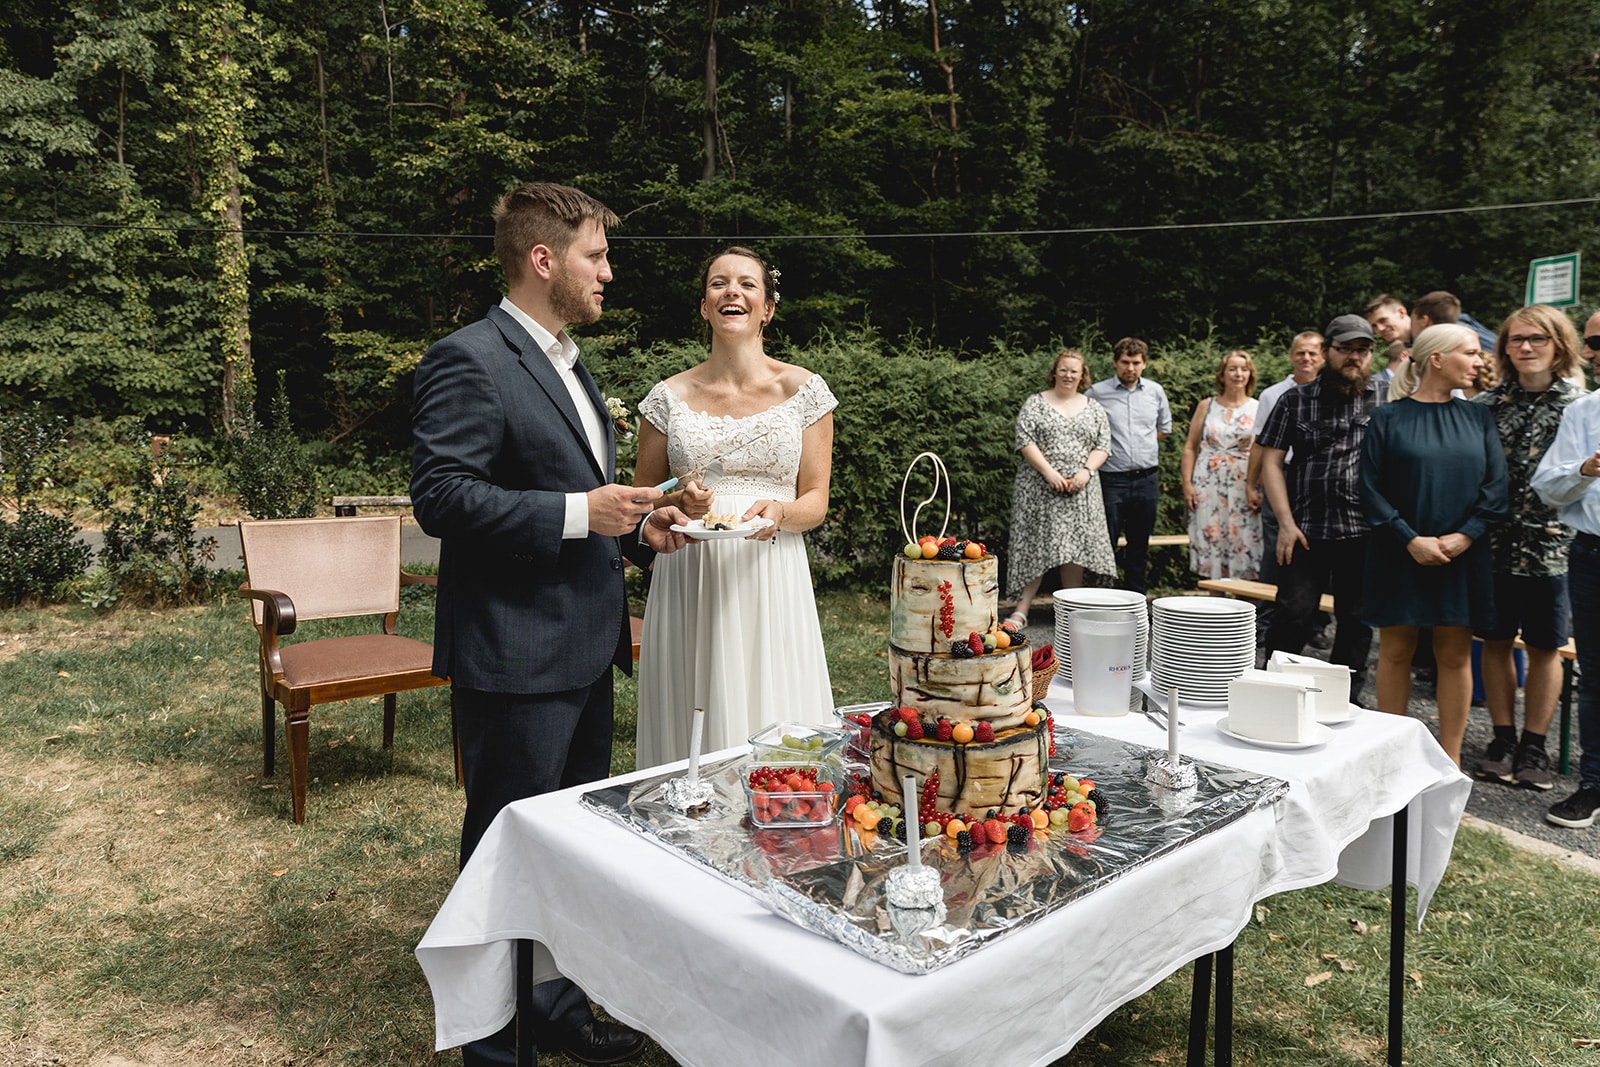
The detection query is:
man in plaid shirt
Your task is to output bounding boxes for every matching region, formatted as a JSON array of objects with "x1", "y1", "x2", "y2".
[{"x1": 1255, "y1": 314, "x2": 1387, "y2": 698}]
